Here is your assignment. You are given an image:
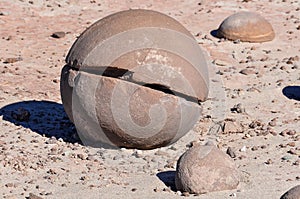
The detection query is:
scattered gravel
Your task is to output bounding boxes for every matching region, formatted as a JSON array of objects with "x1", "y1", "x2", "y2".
[{"x1": 0, "y1": 0, "x2": 299, "y2": 198}]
